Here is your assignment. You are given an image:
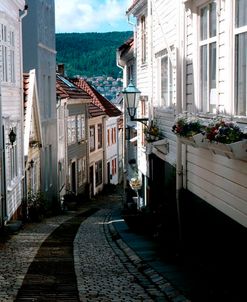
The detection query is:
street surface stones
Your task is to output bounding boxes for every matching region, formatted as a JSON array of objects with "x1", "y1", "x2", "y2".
[{"x1": 0, "y1": 189, "x2": 188, "y2": 302}]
